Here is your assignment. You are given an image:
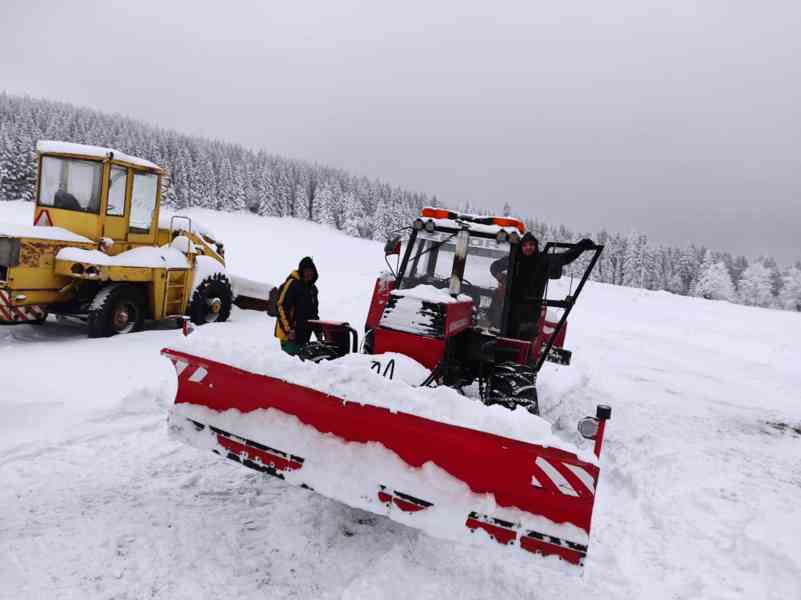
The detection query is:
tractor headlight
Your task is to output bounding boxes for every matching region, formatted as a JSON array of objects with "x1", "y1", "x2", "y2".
[
  {"x1": 70, "y1": 263, "x2": 84, "y2": 275},
  {"x1": 496, "y1": 230, "x2": 508, "y2": 243},
  {"x1": 413, "y1": 218, "x2": 424, "y2": 230},
  {"x1": 509, "y1": 231, "x2": 521, "y2": 244},
  {"x1": 85, "y1": 265, "x2": 99, "y2": 277},
  {"x1": 424, "y1": 219, "x2": 435, "y2": 232},
  {"x1": 577, "y1": 417, "x2": 600, "y2": 440}
]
